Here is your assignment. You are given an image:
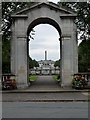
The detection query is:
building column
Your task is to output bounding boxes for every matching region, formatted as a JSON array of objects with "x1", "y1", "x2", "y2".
[
  {"x1": 11, "y1": 35, "x2": 29, "y2": 88},
  {"x1": 61, "y1": 35, "x2": 76, "y2": 87}
]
